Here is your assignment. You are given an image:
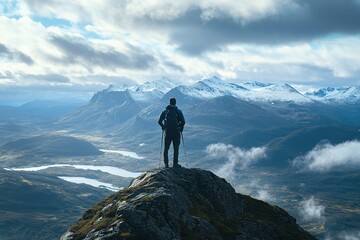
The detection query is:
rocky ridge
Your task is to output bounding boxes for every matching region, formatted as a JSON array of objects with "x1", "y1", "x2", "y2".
[{"x1": 61, "y1": 168, "x2": 317, "y2": 240}]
